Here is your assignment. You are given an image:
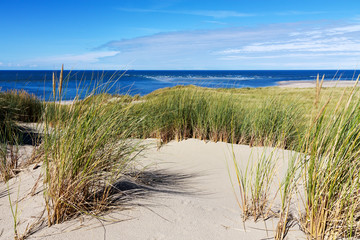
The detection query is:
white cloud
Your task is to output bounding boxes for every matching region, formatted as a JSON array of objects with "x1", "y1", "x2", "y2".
[
  {"x1": 275, "y1": 10, "x2": 326, "y2": 16},
  {"x1": 98, "y1": 22, "x2": 360, "y2": 69},
  {"x1": 219, "y1": 52, "x2": 360, "y2": 60},
  {"x1": 12, "y1": 22, "x2": 360, "y2": 70},
  {"x1": 186, "y1": 10, "x2": 253, "y2": 18},
  {"x1": 41, "y1": 51, "x2": 120, "y2": 63},
  {"x1": 14, "y1": 51, "x2": 121, "y2": 70},
  {"x1": 203, "y1": 20, "x2": 227, "y2": 25},
  {"x1": 0, "y1": 62, "x2": 3, "y2": 66},
  {"x1": 221, "y1": 37, "x2": 360, "y2": 53},
  {"x1": 326, "y1": 25, "x2": 360, "y2": 35},
  {"x1": 117, "y1": 7, "x2": 254, "y2": 18}
]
